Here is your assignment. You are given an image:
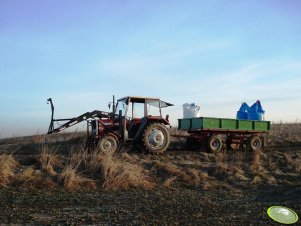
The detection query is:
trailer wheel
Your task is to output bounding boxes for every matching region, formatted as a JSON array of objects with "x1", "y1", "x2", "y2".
[
  {"x1": 247, "y1": 136, "x2": 262, "y2": 151},
  {"x1": 143, "y1": 123, "x2": 170, "y2": 154},
  {"x1": 98, "y1": 135, "x2": 118, "y2": 154},
  {"x1": 207, "y1": 135, "x2": 223, "y2": 153}
]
